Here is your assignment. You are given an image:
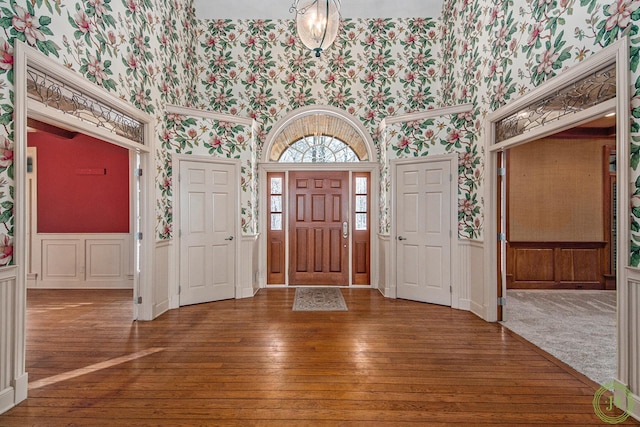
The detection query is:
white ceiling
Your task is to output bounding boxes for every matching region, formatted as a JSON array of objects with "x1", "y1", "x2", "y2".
[{"x1": 193, "y1": 0, "x2": 443, "y2": 20}]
